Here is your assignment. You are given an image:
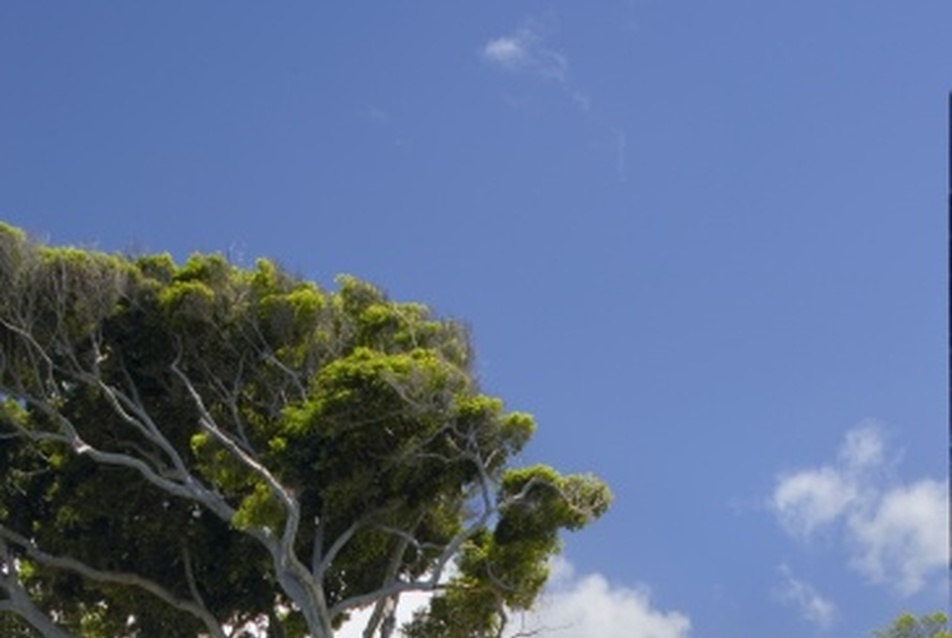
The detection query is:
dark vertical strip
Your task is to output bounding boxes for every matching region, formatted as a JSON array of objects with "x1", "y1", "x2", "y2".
[{"x1": 948, "y1": 91, "x2": 951, "y2": 609}]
